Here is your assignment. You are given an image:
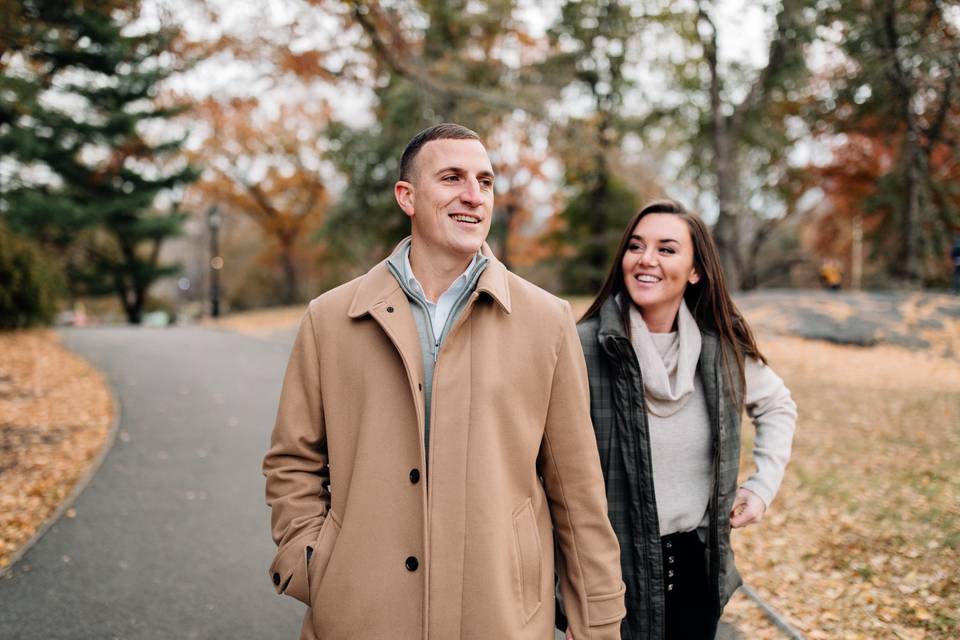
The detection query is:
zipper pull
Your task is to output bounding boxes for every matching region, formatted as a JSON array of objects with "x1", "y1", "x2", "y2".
[{"x1": 434, "y1": 340, "x2": 440, "y2": 363}]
